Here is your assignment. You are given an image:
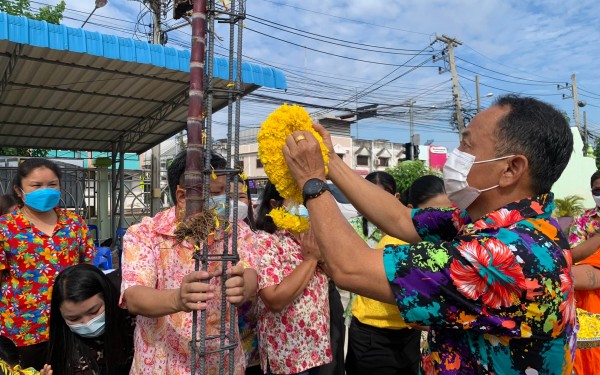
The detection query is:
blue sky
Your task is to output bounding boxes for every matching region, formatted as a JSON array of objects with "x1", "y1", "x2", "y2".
[{"x1": 32, "y1": 0, "x2": 600, "y2": 151}]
